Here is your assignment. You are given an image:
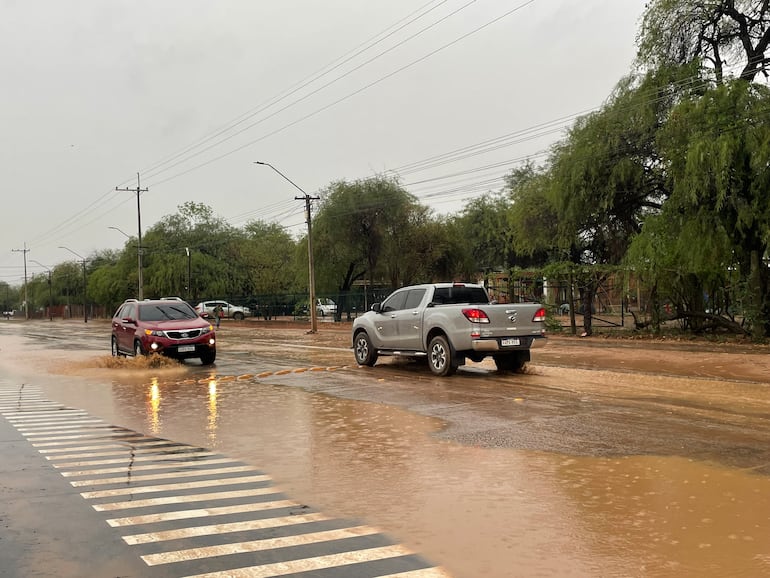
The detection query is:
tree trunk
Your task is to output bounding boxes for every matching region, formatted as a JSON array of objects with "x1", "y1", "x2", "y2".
[{"x1": 749, "y1": 249, "x2": 764, "y2": 340}]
